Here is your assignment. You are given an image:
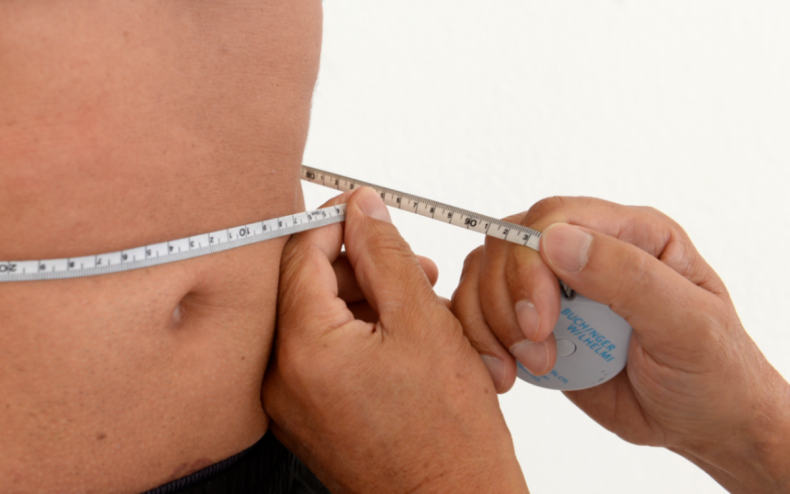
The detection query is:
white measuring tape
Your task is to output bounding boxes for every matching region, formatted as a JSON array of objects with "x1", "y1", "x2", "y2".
[
  {"x1": 301, "y1": 166, "x2": 542, "y2": 249},
  {"x1": 0, "y1": 165, "x2": 632, "y2": 392},
  {"x1": 0, "y1": 166, "x2": 540, "y2": 283}
]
